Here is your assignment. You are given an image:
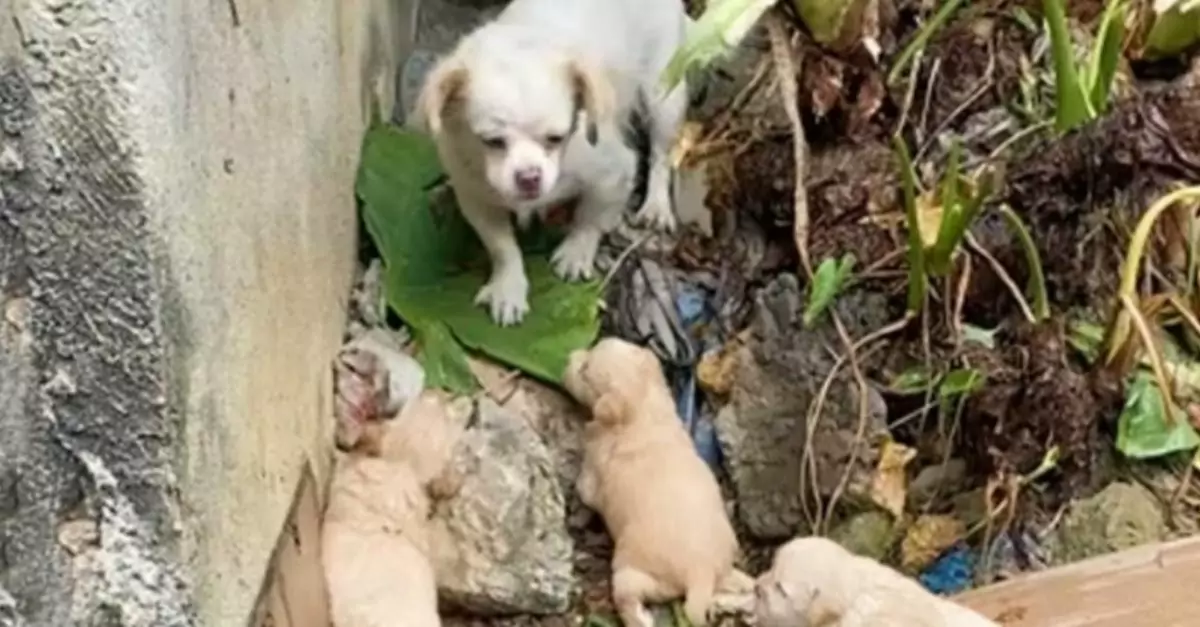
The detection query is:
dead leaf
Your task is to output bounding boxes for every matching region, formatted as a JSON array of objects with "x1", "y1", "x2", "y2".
[
  {"x1": 900, "y1": 514, "x2": 966, "y2": 573},
  {"x1": 671, "y1": 121, "x2": 706, "y2": 170},
  {"x1": 697, "y1": 346, "x2": 740, "y2": 397},
  {"x1": 869, "y1": 440, "x2": 917, "y2": 517}
]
